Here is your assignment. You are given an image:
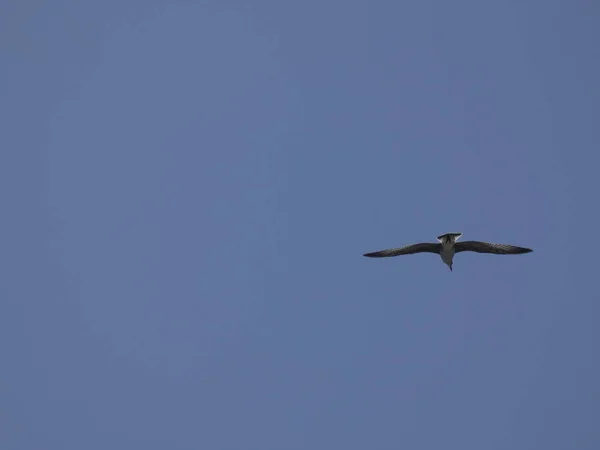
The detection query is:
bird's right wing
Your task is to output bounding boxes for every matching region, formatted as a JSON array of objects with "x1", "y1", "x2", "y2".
[
  {"x1": 454, "y1": 241, "x2": 533, "y2": 254},
  {"x1": 363, "y1": 242, "x2": 441, "y2": 258}
]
